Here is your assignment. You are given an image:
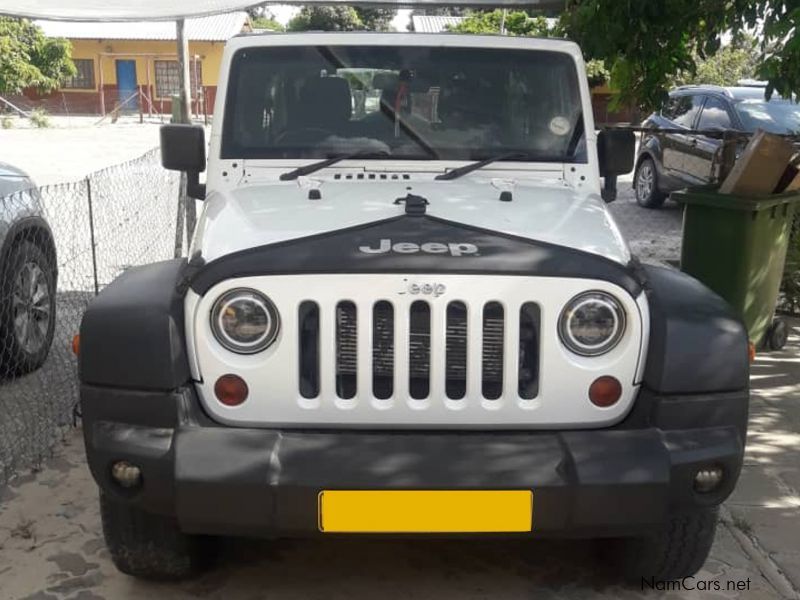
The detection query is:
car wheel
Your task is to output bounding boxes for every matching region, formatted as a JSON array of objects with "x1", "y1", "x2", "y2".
[
  {"x1": 765, "y1": 319, "x2": 789, "y2": 351},
  {"x1": 609, "y1": 507, "x2": 718, "y2": 583},
  {"x1": 634, "y1": 157, "x2": 667, "y2": 209},
  {"x1": 0, "y1": 240, "x2": 56, "y2": 377},
  {"x1": 100, "y1": 492, "x2": 216, "y2": 580}
]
